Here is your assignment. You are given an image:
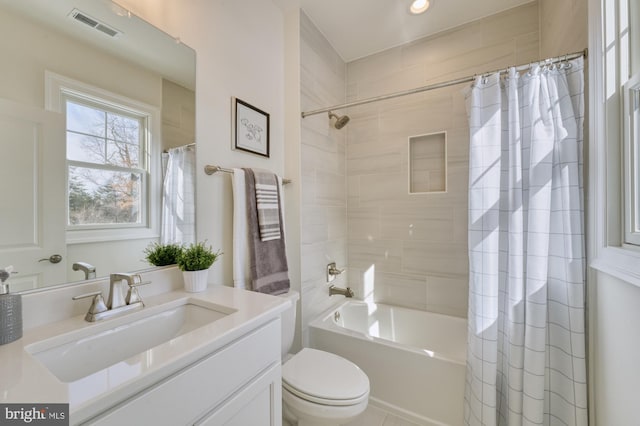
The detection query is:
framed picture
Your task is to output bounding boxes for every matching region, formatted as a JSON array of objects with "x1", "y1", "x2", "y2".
[{"x1": 232, "y1": 97, "x2": 270, "y2": 157}]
